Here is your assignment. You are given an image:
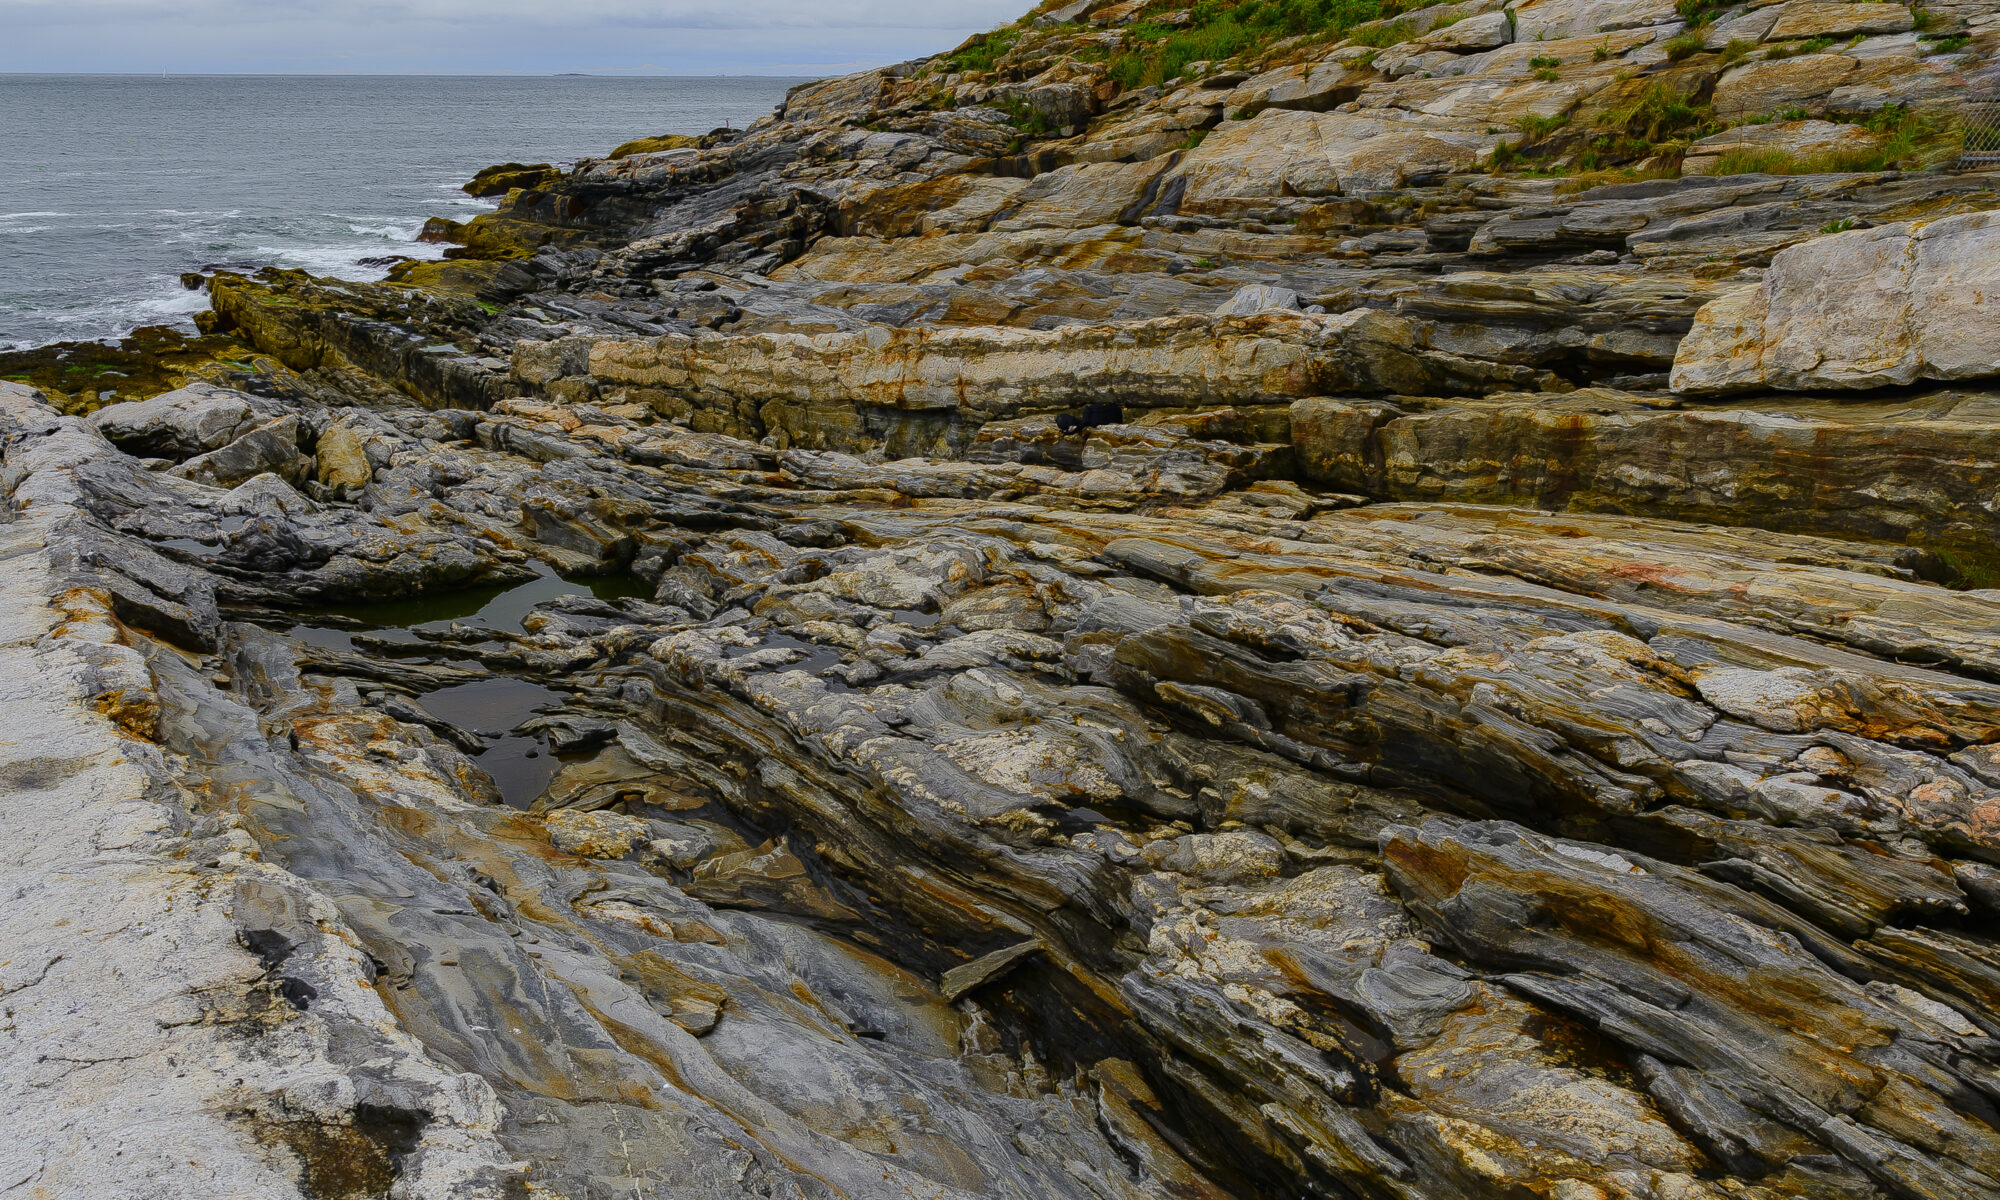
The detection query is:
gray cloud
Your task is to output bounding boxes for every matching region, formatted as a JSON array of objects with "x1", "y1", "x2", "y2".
[{"x1": 1, "y1": 0, "x2": 1023, "y2": 73}]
